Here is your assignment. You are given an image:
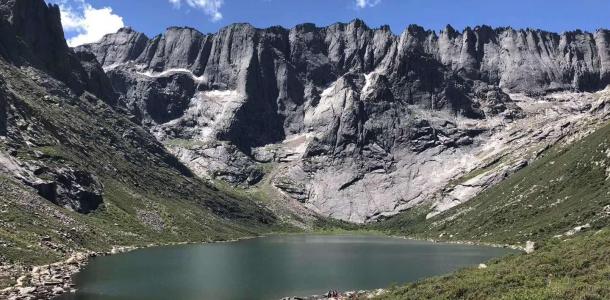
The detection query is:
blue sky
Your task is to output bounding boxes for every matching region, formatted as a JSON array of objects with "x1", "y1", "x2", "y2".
[{"x1": 48, "y1": 0, "x2": 610, "y2": 46}]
